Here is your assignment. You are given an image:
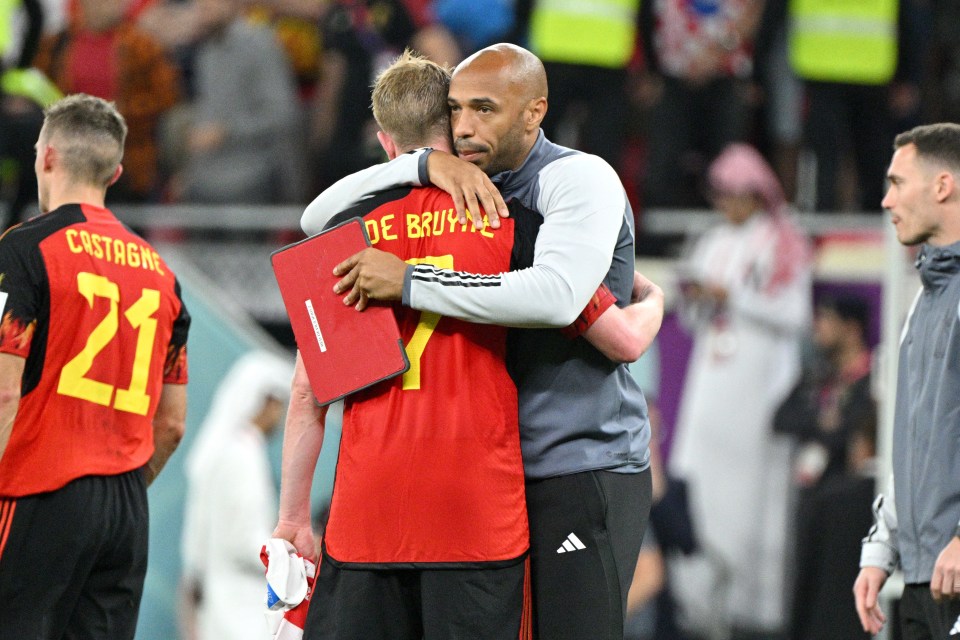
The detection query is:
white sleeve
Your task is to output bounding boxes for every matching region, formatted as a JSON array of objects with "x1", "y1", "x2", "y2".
[
  {"x1": 179, "y1": 480, "x2": 206, "y2": 581},
  {"x1": 301, "y1": 150, "x2": 426, "y2": 236},
  {"x1": 860, "y1": 474, "x2": 900, "y2": 574},
  {"x1": 676, "y1": 232, "x2": 720, "y2": 332},
  {"x1": 727, "y1": 265, "x2": 813, "y2": 336},
  {"x1": 724, "y1": 220, "x2": 812, "y2": 335},
  {"x1": 406, "y1": 155, "x2": 625, "y2": 327}
]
